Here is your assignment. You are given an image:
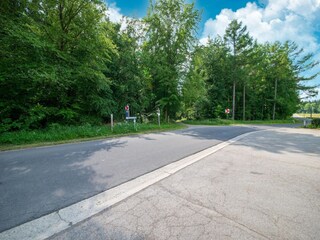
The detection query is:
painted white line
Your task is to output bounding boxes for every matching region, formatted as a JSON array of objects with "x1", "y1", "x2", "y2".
[{"x1": 0, "y1": 130, "x2": 259, "y2": 240}]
